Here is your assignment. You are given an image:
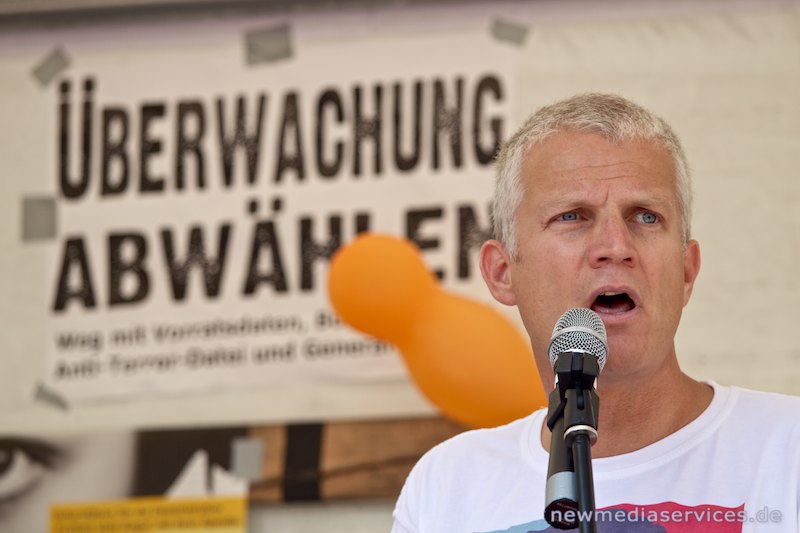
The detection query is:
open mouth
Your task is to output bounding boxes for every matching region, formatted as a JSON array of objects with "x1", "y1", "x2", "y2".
[{"x1": 591, "y1": 291, "x2": 636, "y2": 315}]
